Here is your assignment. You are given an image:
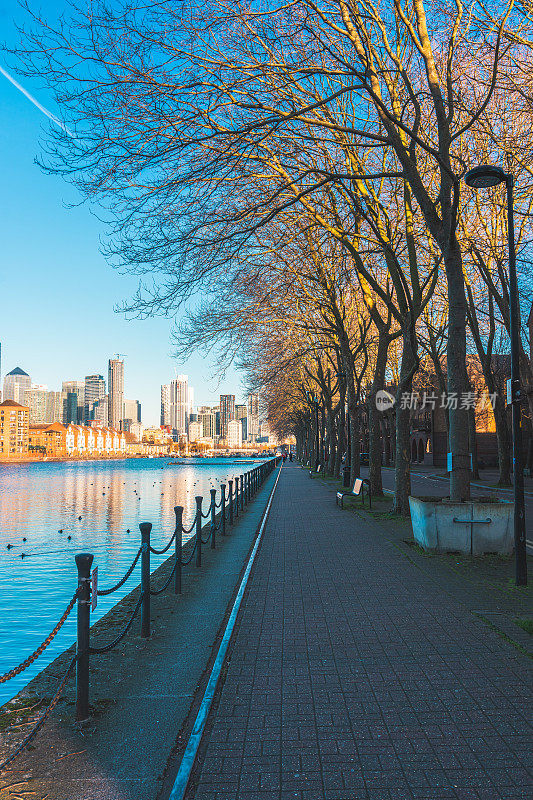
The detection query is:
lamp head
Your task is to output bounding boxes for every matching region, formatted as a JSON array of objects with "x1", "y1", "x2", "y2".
[{"x1": 464, "y1": 164, "x2": 506, "y2": 189}]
